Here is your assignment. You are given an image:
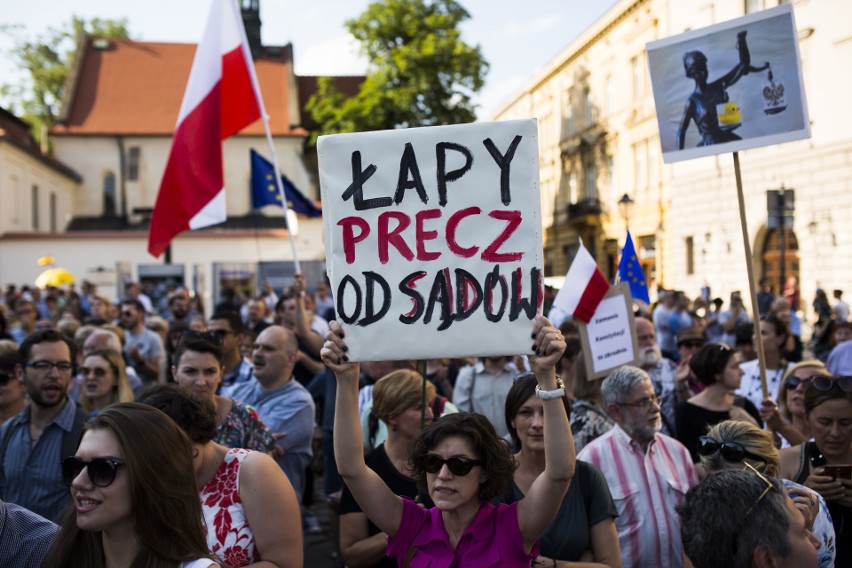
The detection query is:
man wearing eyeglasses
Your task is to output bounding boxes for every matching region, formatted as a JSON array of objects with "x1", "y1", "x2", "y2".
[
  {"x1": 0, "y1": 330, "x2": 89, "y2": 523},
  {"x1": 577, "y1": 366, "x2": 698, "y2": 568}
]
